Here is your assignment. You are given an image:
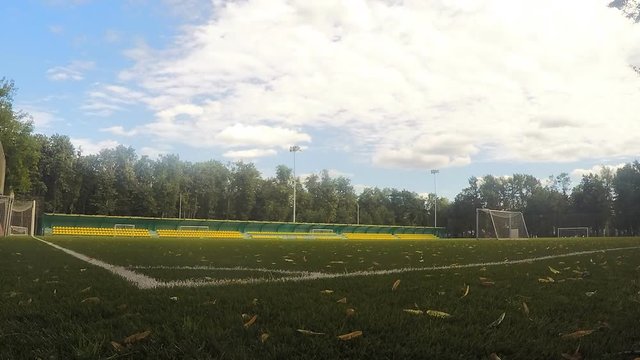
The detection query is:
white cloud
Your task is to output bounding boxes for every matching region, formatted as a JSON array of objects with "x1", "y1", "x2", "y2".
[
  {"x1": 70, "y1": 138, "x2": 119, "y2": 155},
  {"x1": 104, "y1": 29, "x2": 121, "y2": 43},
  {"x1": 17, "y1": 105, "x2": 58, "y2": 130},
  {"x1": 326, "y1": 168, "x2": 353, "y2": 178},
  {"x1": 162, "y1": 0, "x2": 212, "y2": 21},
  {"x1": 571, "y1": 163, "x2": 627, "y2": 178},
  {"x1": 49, "y1": 25, "x2": 64, "y2": 34},
  {"x1": 223, "y1": 148, "x2": 277, "y2": 160},
  {"x1": 139, "y1": 146, "x2": 169, "y2": 159},
  {"x1": 100, "y1": 126, "x2": 138, "y2": 137},
  {"x1": 216, "y1": 124, "x2": 311, "y2": 149},
  {"x1": 97, "y1": 0, "x2": 640, "y2": 168},
  {"x1": 46, "y1": 60, "x2": 94, "y2": 81}
]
